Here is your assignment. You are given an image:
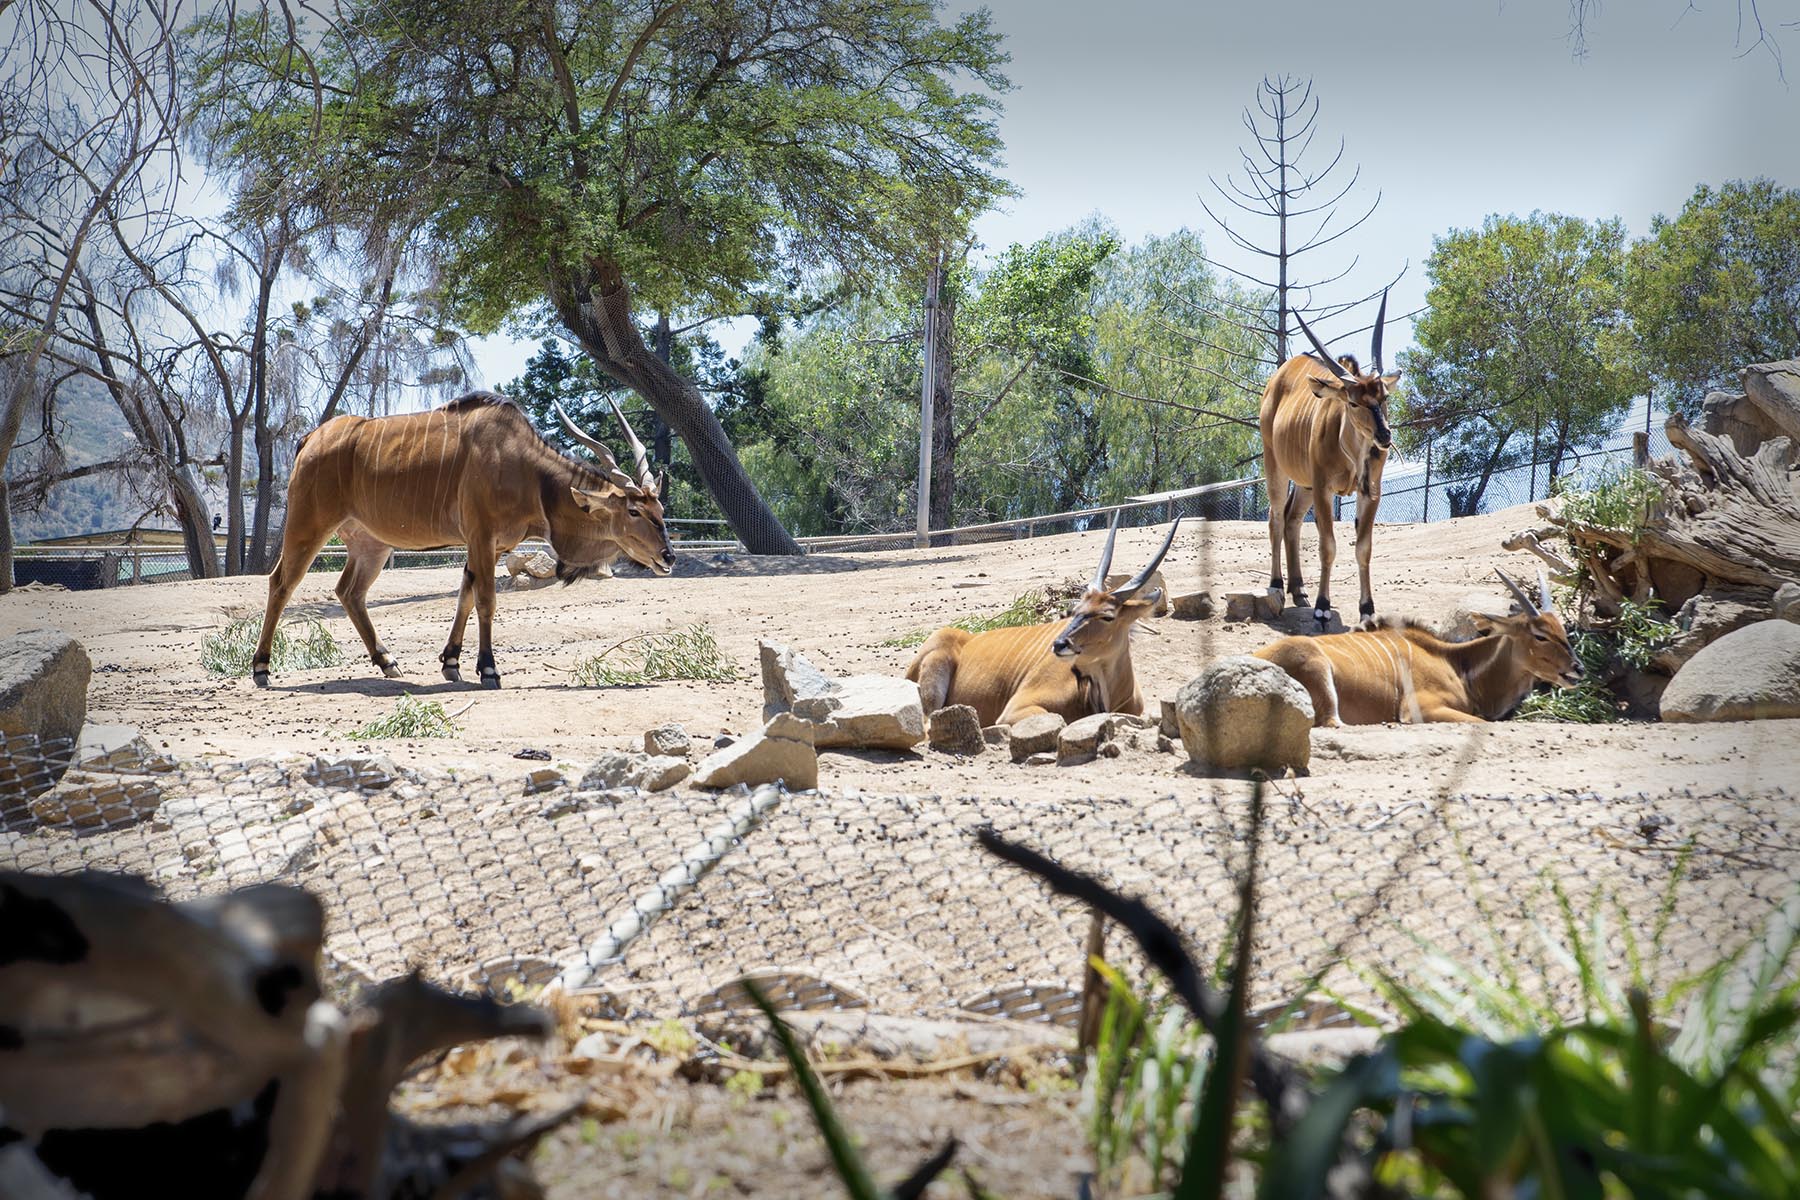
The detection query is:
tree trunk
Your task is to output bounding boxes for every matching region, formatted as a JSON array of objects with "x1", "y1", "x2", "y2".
[
  {"x1": 0, "y1": 478, "x2": 14, "y2": 593},
  {"x1": 929, "y1": 281, "x2": 956, "y2": 543},
  {"x1": 168, "y1": 464, "x2": 220, "y2": 580},
  {"x1": 549, "y1": 262, "x2": 801, "y2": 555},
  {"x1": 651, "y1": 311, "x2": 674, "y2": 505},
  {"x1": 226, "y1": 415, "x2": 247, "y2": 574}
]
